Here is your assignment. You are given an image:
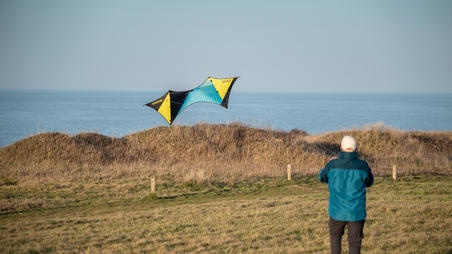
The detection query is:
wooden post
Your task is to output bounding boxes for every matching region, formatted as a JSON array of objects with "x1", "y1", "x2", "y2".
[
  {"x1": 151, "y1": 177, "x2": 156, "y2": 193},
  {"x1": 287, "y1": 164, "x2": 292, "y2": 181},
  {"x1": 392, "y1": 165, "x2": 397, "y2": 181}
]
